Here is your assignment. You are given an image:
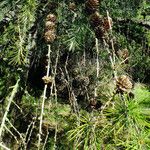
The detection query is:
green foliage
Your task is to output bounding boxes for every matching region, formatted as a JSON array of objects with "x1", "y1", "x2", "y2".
[
  {"x1": 0, "y1": 0, "x2": 150, "y2": 149},
  {"x1": 67, "y1": 111, "x2": 104, "y2": 149},
  {"x1": 67, "y1": 84, "x2": 150, "y2": 149},
  {"x1": 100, "y1": 0, "x2": 143, "y2": 18},
  {"x1": 0, "y1": 0, "x2": 38, "y2": 65}
]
